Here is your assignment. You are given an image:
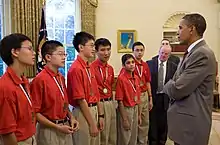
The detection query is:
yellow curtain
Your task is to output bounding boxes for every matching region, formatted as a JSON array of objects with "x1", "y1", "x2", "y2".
[
  {"x1": 11, "y1": 0, "x2": 44, "y2": 77},
  {"x1": 81, "y1": 0, "x2": 98, "y2": 62},
  {"x1": 81, "y1": 0, "x2": 98, "y2": 35}
]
